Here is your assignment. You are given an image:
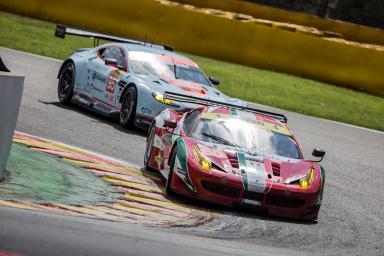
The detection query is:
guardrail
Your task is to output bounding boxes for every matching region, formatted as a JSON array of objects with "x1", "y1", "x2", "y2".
[
  {"x1": 0, "y1": 0, "x2": 383, "y2": 96},
  {"x1": 0, "y1": 70, "x2": 24, "y2": 180}
]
